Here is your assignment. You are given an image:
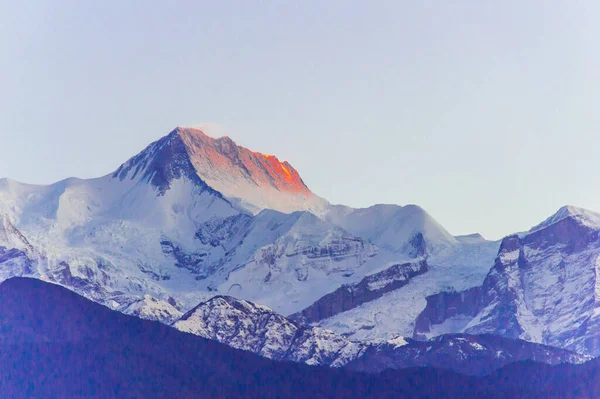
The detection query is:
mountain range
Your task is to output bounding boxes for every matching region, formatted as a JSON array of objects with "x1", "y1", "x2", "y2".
[{"x1": 2, "y1": 126, "x2": 600, "y2": 387}]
